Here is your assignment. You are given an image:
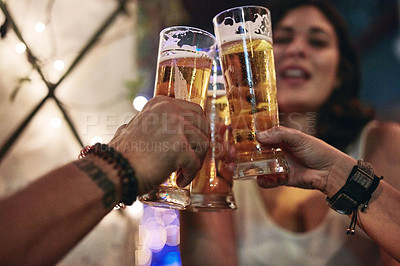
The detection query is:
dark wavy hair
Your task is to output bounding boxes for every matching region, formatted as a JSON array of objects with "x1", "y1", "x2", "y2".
[{"x1": 269, "y1": 0, "x2": 375, "y2": 151}]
